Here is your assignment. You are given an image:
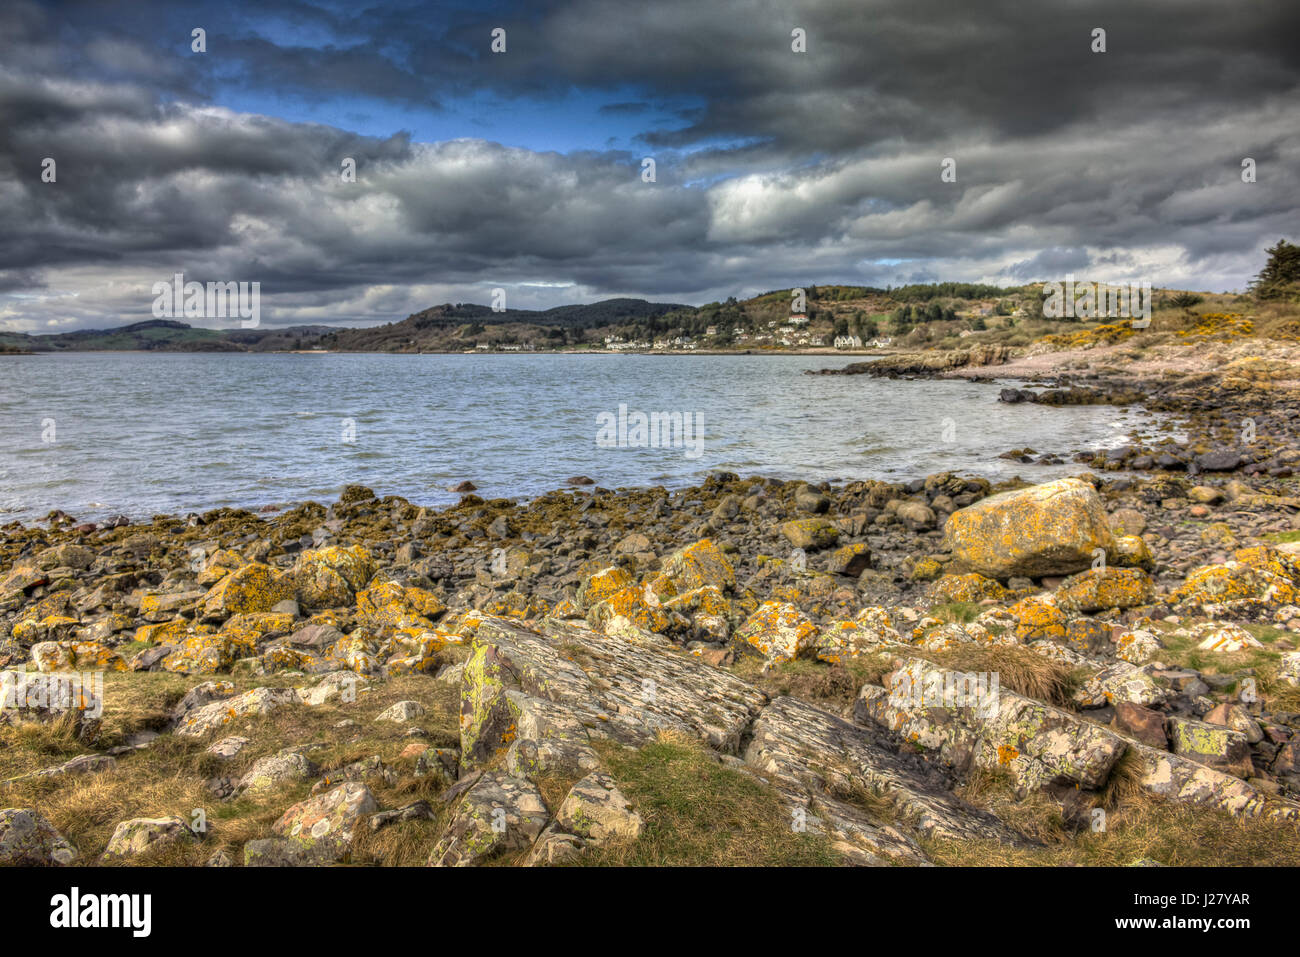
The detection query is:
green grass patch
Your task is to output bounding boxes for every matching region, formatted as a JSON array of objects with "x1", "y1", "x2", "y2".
[
  {"x1": 583, "y1": 732, "x2": 840, "y2": 866},
  {"x1": 929, "y1": 601, "x2": 983, "y2": 624}
]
